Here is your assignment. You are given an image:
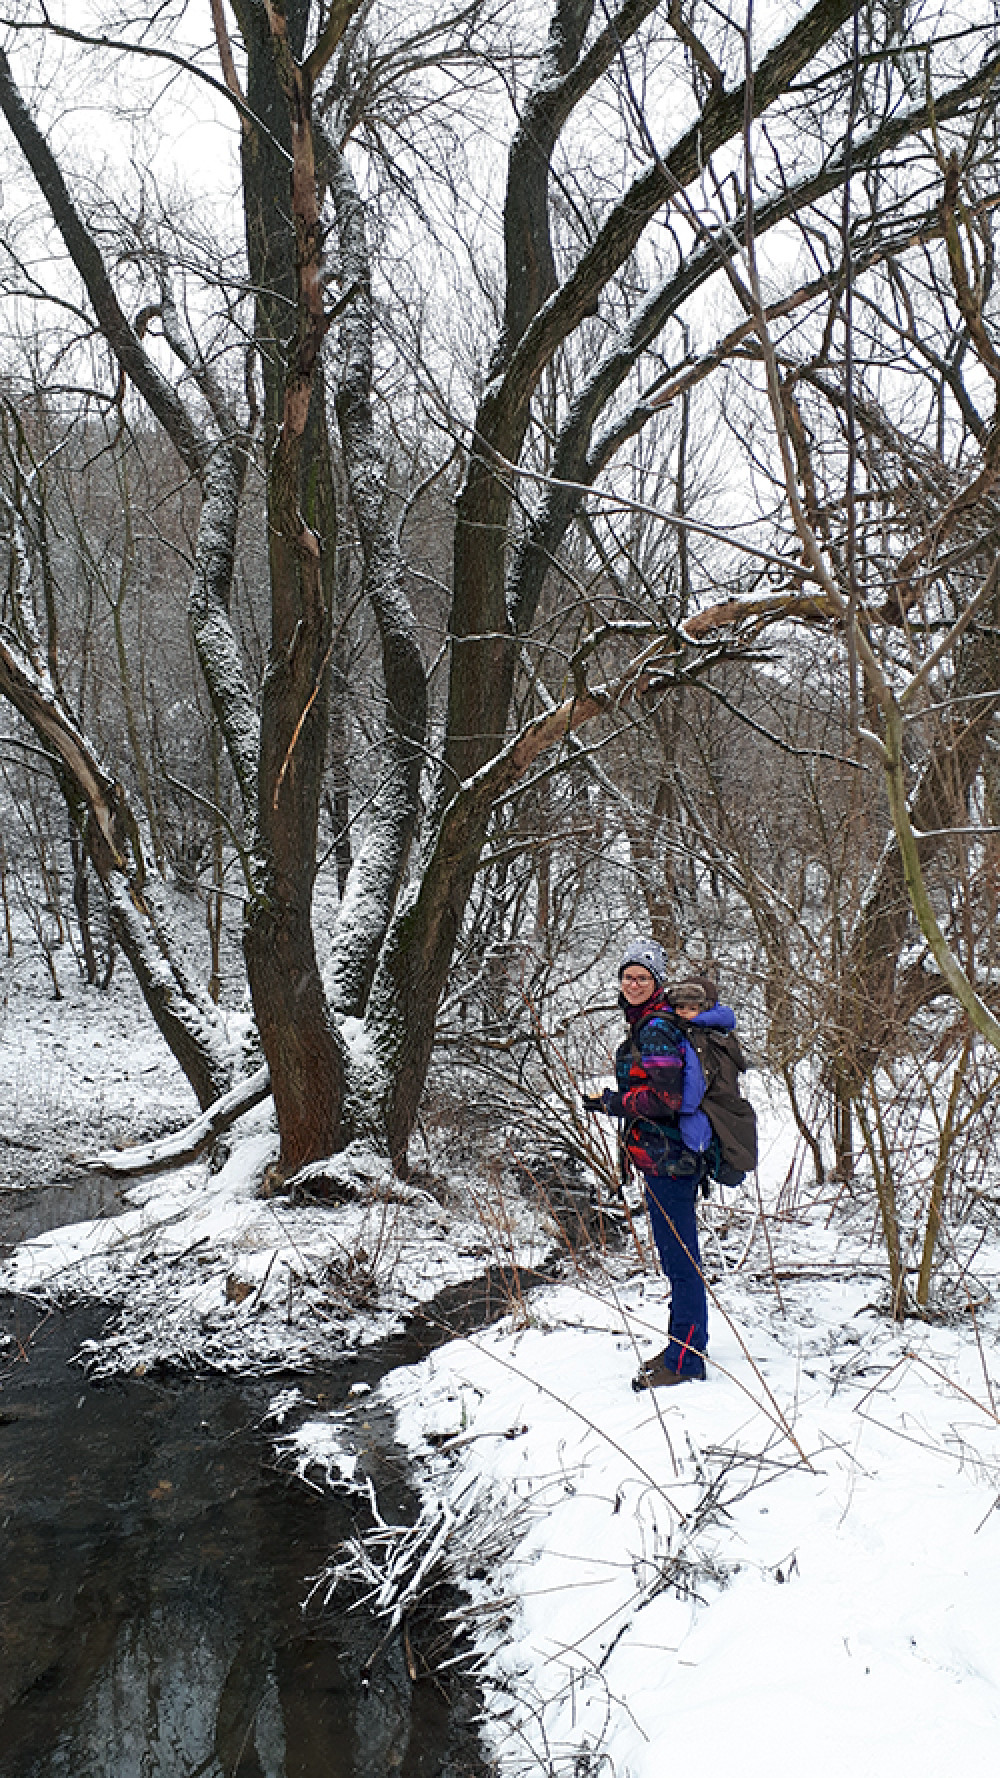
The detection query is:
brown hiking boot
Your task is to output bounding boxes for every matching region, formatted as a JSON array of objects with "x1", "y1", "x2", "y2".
[
  {"x1": 632, "y1": 1362, "x2": 703, "y2": 1391},
  {"x1": 636, "y1": 1346, "x2": 669, "y2": 1378}
]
